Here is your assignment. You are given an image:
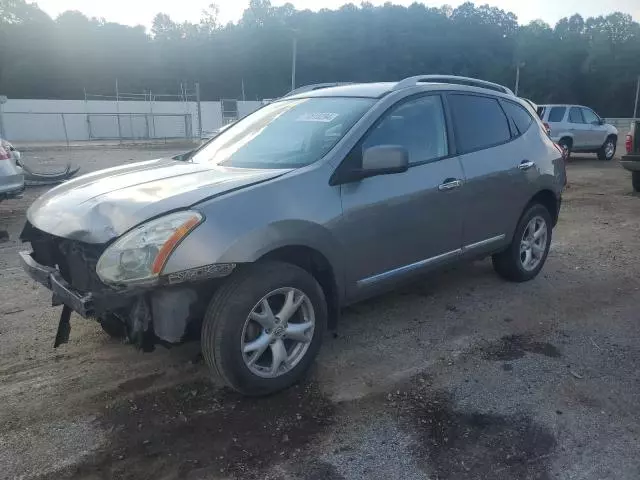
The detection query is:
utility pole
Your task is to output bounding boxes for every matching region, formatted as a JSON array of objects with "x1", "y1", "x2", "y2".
[
  {"x1": 195, "y1": 82, "x2": 202, "y2": 141},
  {"x1": 291, "y1": 36, "x2": 297, "y2": 92},
  {"x1": 514, "y1": 64, "x2": 521, "y2": 97},
  {"x1": 633, "y1": 75, "x2": 640, "y2": 119}
]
